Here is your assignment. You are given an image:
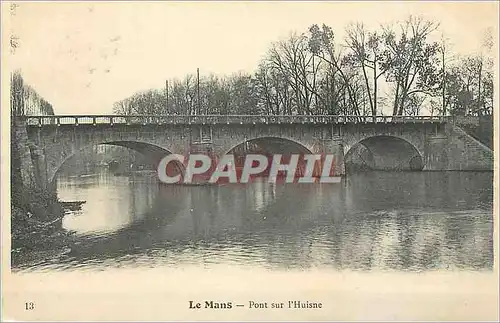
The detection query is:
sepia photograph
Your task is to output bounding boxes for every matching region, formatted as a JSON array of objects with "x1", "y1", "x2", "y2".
[{"x1": 2, "y1": 1, "x2": 498, "y2": 321}]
